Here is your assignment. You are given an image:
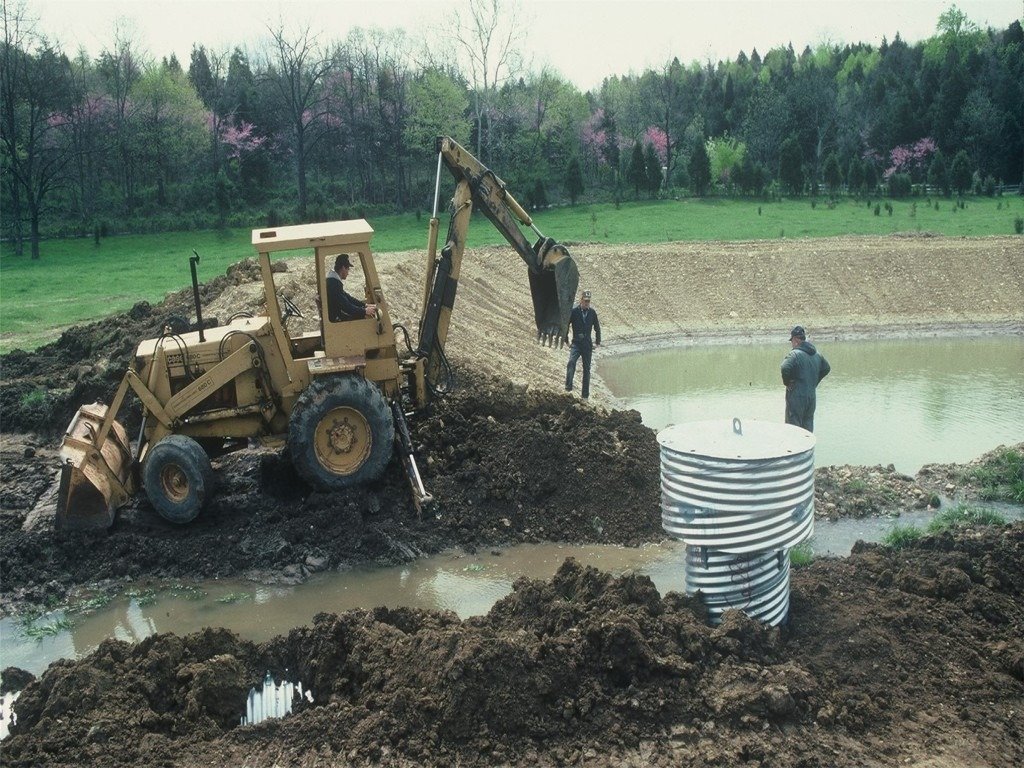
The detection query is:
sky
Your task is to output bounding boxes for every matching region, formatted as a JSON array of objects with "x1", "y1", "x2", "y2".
[{"x1": 25, "y1": 0, "x2": 1024, "y2": 91}]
